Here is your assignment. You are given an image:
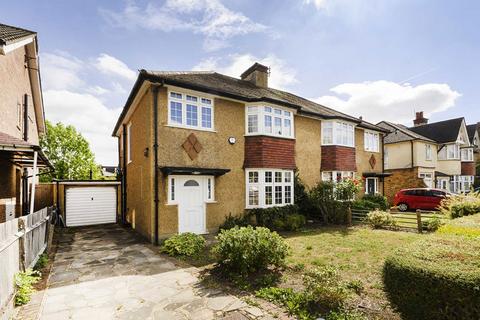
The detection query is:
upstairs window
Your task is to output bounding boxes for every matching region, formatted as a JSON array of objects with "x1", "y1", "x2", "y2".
[
  {"x1": 246, "y1": 106, "x2": 294, "y2": 138},
  {"x1": 364, "y1": 131, "x2": 380, "y2": 152},
  {"x1": 461, "y1": 148, "x2": 474, "y2": 161},
  {"x1": 425, "y1": 144, "x2": 432, "y2": 161},
  {"x1": 322, "y1": 121, "x2": 355, "y2": 147},
  {"x1": 168, "y1": 91, "x2": 213, "y2": 131}
]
